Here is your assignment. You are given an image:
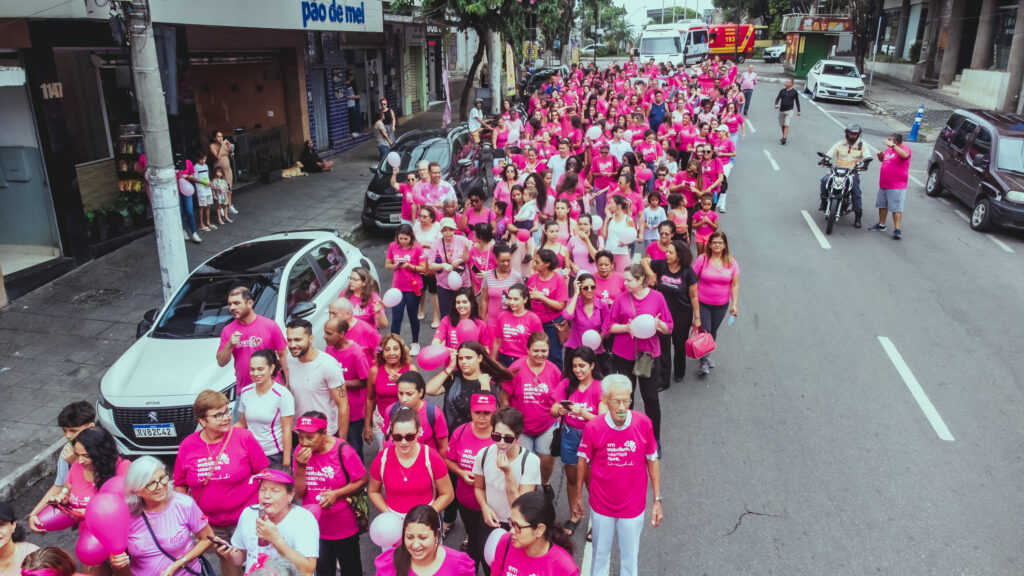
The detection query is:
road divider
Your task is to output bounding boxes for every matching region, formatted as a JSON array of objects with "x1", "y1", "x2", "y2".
[
  {"x1": 763, "y1": 149, "x2": 780, "y2": 171},
  {"x1": 800, "y1": 210, "x2": 832, "y2": 249},
  {"x1": 877, "y1": 336, "x2": 954, "y2": 441}
]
